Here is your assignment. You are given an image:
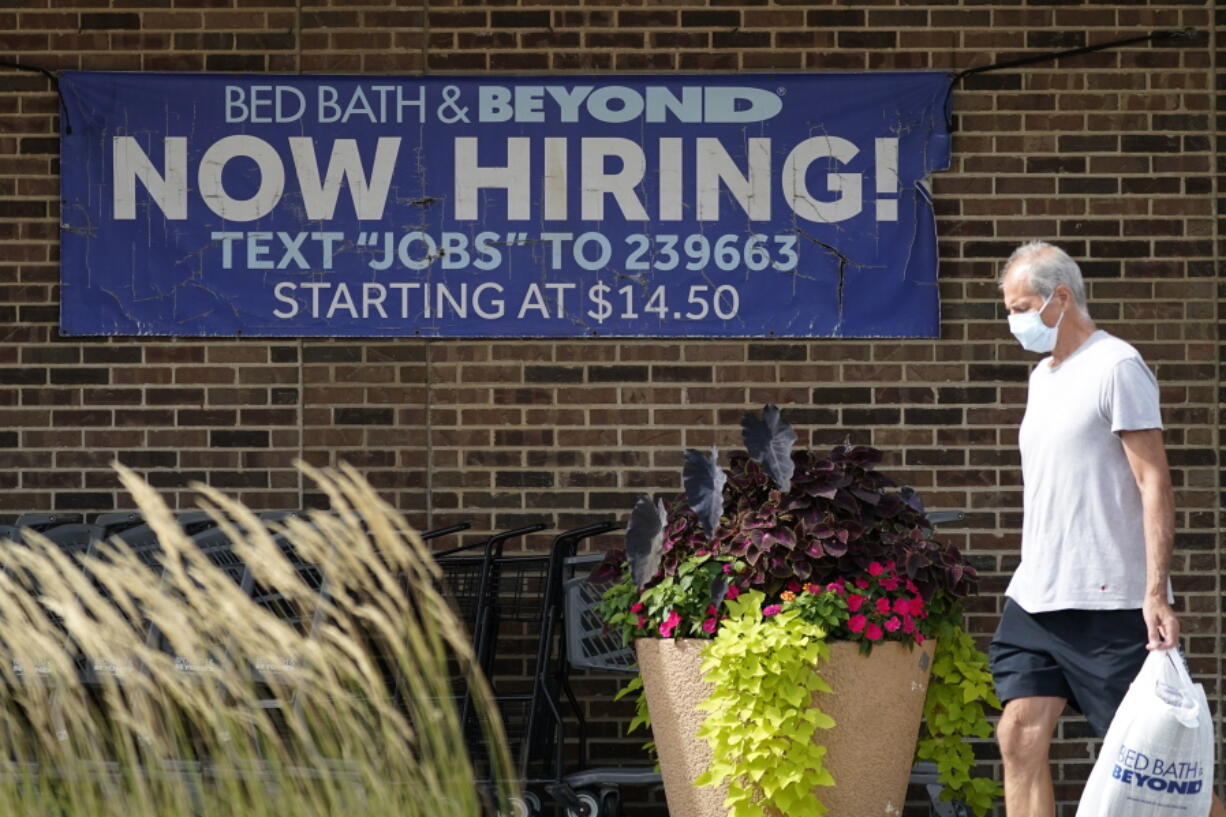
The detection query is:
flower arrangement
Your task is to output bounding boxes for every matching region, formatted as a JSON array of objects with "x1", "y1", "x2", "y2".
[{"x1": 597, "y1": 406, "x2": 1001, "y2": 817}]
